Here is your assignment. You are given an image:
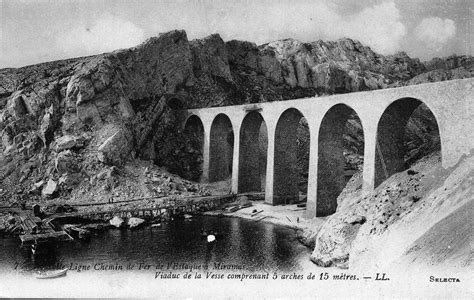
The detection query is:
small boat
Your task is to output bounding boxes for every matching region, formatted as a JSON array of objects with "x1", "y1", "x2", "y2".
[
  {"x1": 151, "y1": 223, "x2": 162, "y2": 227},
  {"x1": 36, "y1": 268, "x2": 68, "y2": 279}
]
